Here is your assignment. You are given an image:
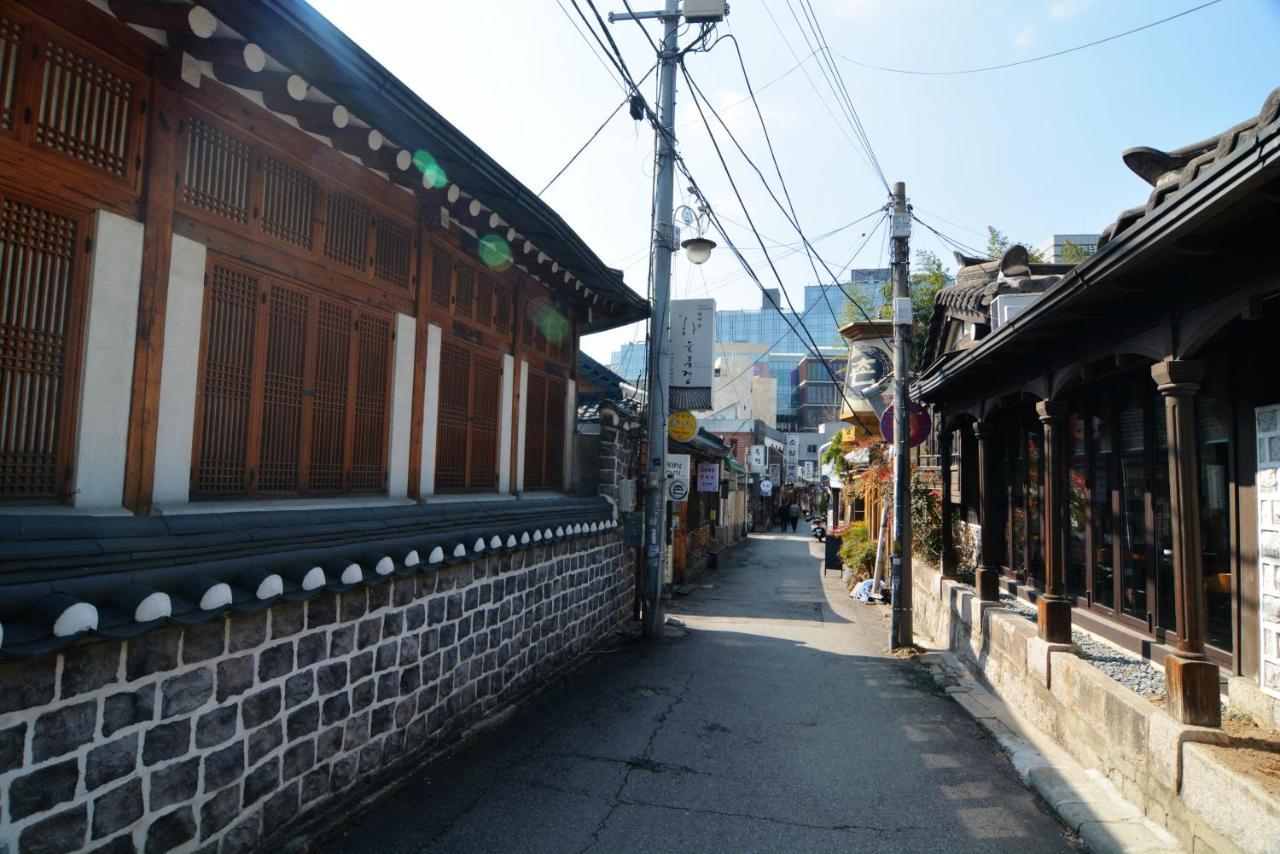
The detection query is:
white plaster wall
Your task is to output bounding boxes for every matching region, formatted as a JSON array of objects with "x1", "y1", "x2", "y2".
[
  {"x1": 72, "y1": 212, "x2": 143, "y2": 508},
  {"x1": 387, "y1": 313, "x2": 416, "y2": 498},
  {"x1": 498, "y1": 354, "x2": 514, "y2": 494},
  {"x1": 152, "y1": 235, "x2": 207, "y2": 506},
  {"x1": 515, "y1": 359, "x2": 529, "y2": 494},
  {"x1": 419, "y1": 324, "x2": 442, "y2": 496},
  {"x1": 563, "y1": 378, "x2": 576, "y2": 492}
]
